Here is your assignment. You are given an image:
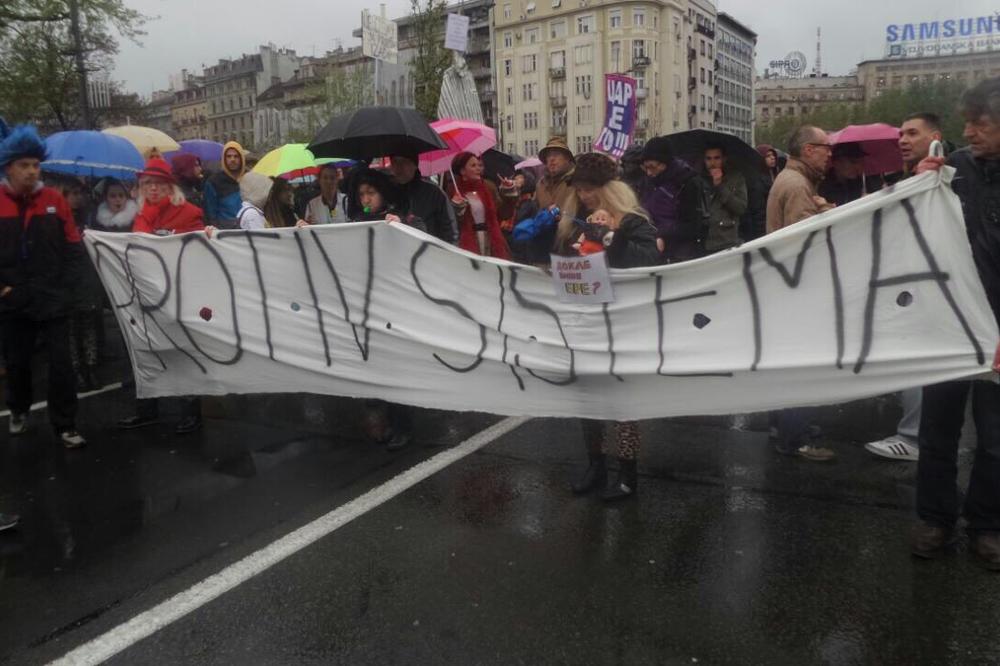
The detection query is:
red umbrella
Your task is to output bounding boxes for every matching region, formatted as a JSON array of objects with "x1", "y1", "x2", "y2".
[{"x1": 828, "y1": 124, "x2": 902, "y2": 175}]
